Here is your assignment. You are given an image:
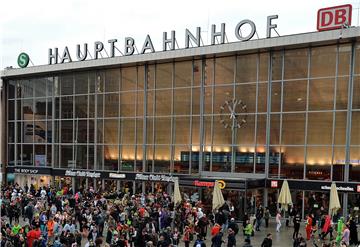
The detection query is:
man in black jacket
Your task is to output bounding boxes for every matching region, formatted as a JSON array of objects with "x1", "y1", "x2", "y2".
[
  {"x1": 261, "y1": 233, "x2": 272, "y2": 247},
  {"x1": 227, "y1": 228, "x2": 236, "y2": 247}
]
